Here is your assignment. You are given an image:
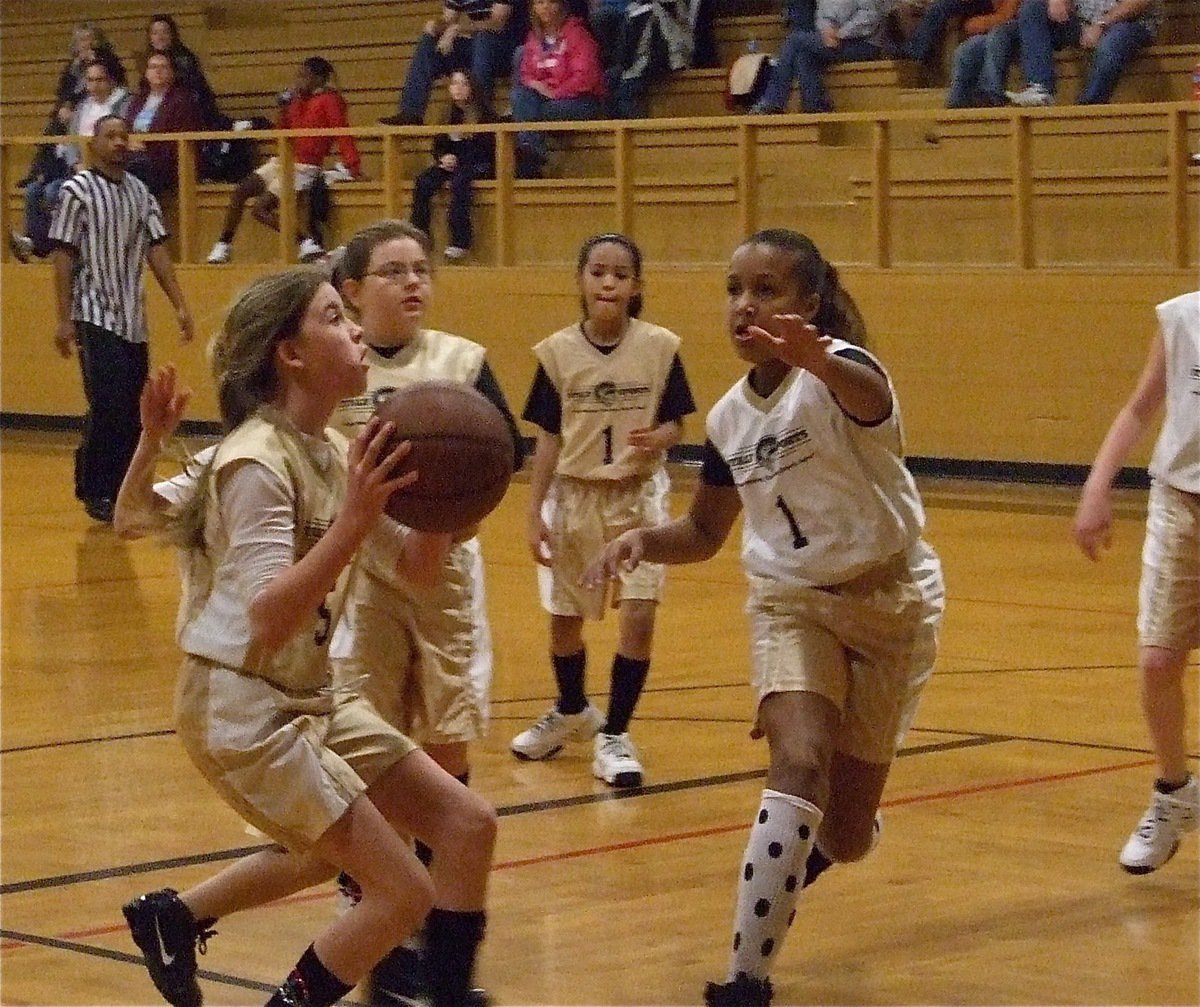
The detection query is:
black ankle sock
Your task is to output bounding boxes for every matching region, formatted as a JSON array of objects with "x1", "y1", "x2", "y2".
[
  {"x1": 218, "y1": 229, "x2": 234, "y2": 243},
  {"x1": 266, "y1": 945, "x2": 352, "y2": 1007},
  {"x1": 424, "y1": 908, "x2": 487, "y2": 1007},
  {"x1": 802, "y1": 844, "x2": 833, "y2": 888},
  {"x1": 1155, "y1": 774, "x2": 1192, "y2": 794},
  {"x1": 553, "y1": 650, "x2": 587, "y2": 715},
  {"x1": 603, "y1": 654, "x2": 650, "y2": 735}
]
